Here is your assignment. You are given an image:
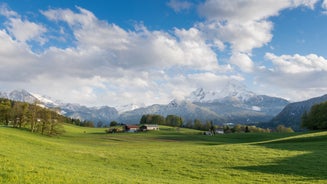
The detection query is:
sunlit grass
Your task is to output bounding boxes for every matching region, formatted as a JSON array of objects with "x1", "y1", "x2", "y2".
[{"x1": 1, "y1": 125, "x2": 326, "y2": 183}]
